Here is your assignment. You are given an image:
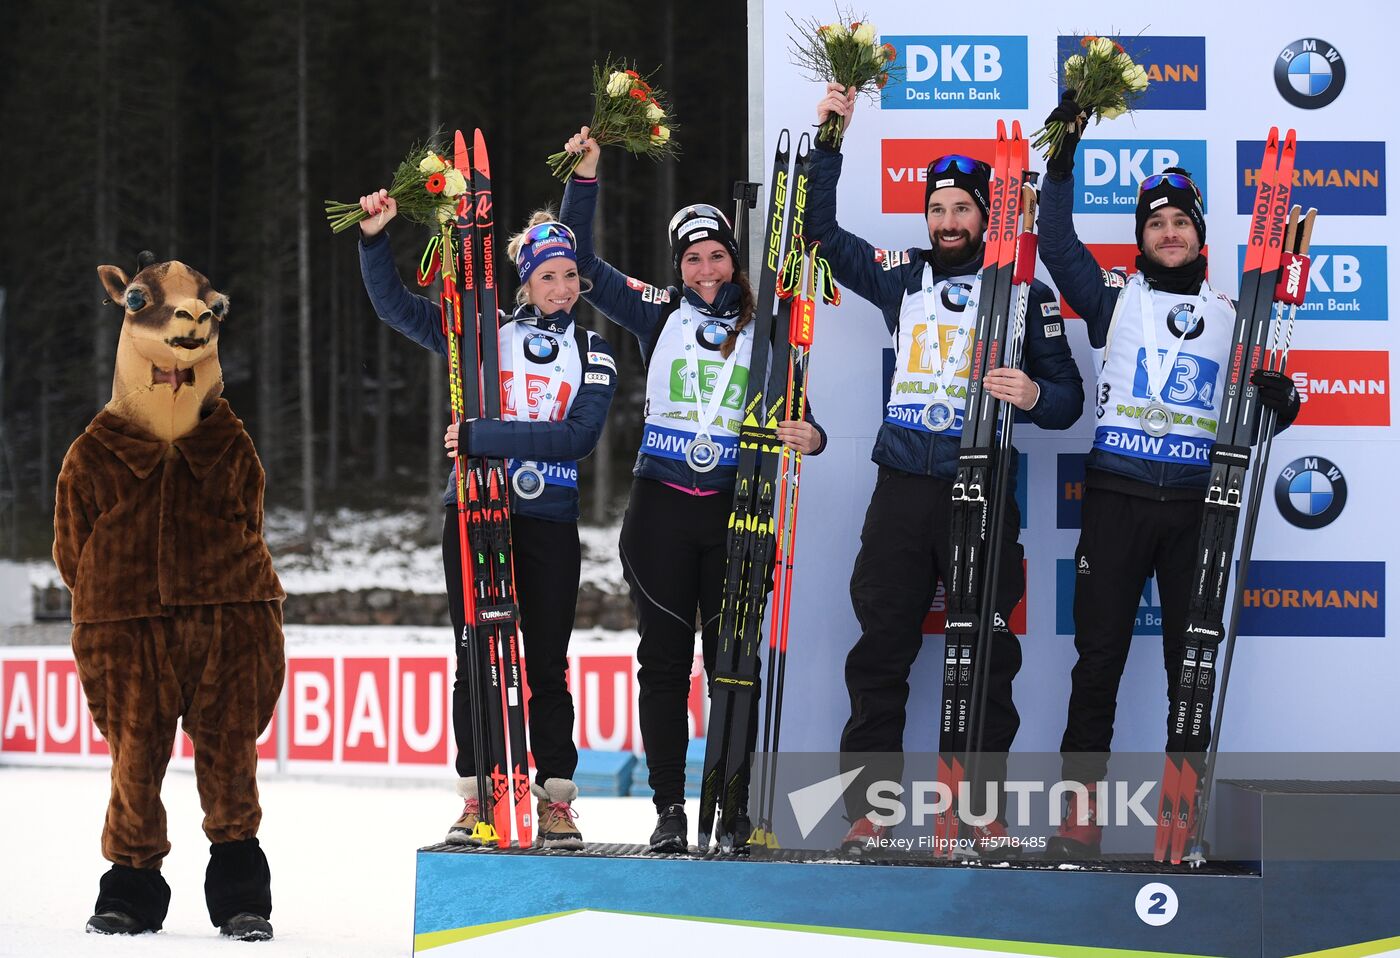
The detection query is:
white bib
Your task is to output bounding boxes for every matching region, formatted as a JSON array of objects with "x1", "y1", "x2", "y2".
[
  {"x1": 640, "y1": 301, "x2": 754, "y2": 469},
  {"x1": 1093, "y1": 273, "x2": 1237, "y2": 467},
  {"x1": 884, "y1": 266, "x2": 979, "y2": 437},
  {"x1": 497, "y1": 317, "x2": 583, "y2": 489}
]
